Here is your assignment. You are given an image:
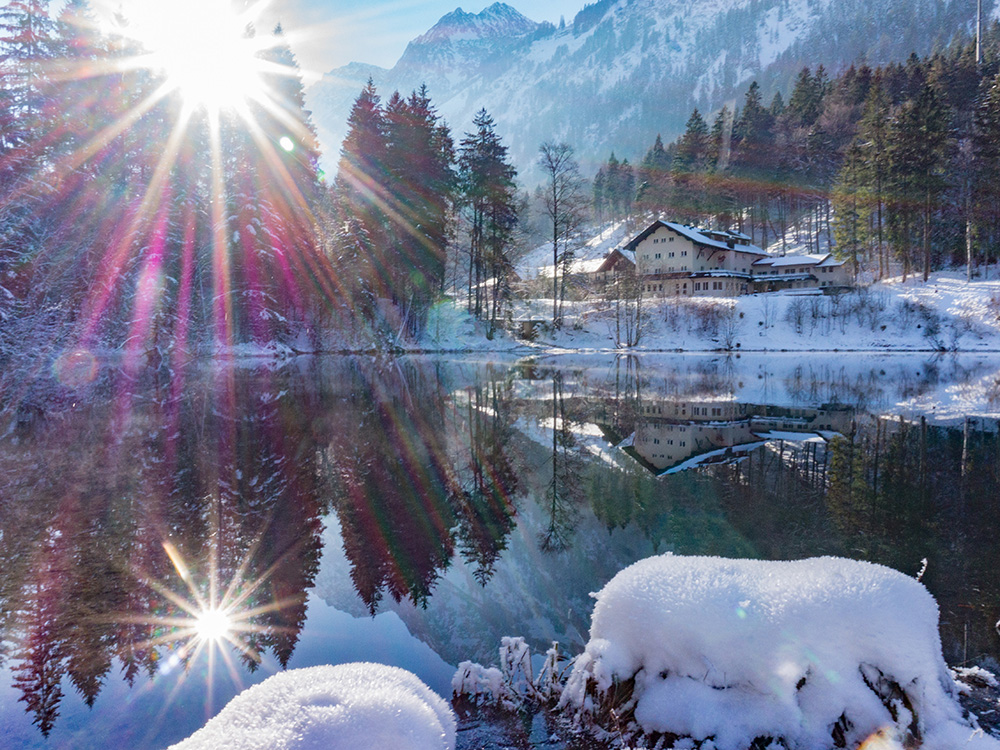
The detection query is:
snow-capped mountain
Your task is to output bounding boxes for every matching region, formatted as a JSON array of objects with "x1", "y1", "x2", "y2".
[{"x1": 307, "y1": 0, "x2": 989, "y2": 182}]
